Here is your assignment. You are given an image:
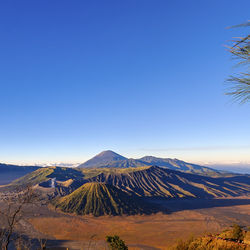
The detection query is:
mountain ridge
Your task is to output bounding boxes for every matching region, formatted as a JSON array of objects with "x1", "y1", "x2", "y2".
[
  {"x1": 78, "y1": 150, "x2": 228, "y2": 177},
  {"x1": 78, "y1": 150, "x2": 127, "y2": 168},
  {"x1": 89, "y1": 165, "x2": 250, "y2": 199}
]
